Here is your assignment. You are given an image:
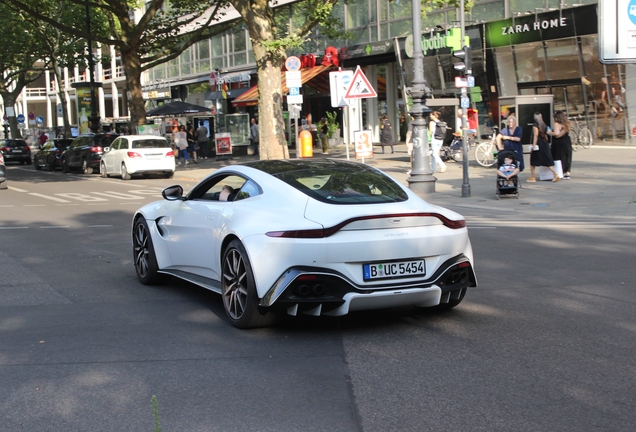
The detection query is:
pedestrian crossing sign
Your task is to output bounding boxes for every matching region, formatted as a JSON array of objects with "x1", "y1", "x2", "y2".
[{"x1": 344, "y1": 66, "x2": 378, "y2": 99}]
